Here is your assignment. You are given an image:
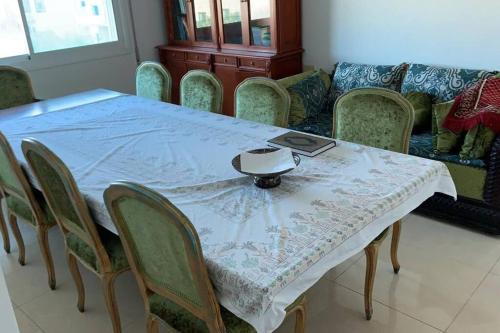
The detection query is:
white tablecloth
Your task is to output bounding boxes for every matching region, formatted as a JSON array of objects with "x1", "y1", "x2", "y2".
[{"x1": 0, "y1": 95, "x2": 456, "y2": 332}]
